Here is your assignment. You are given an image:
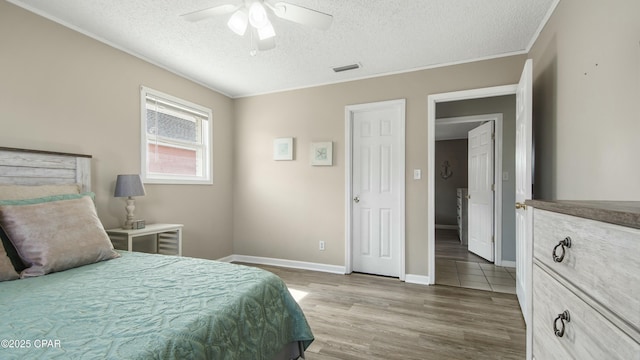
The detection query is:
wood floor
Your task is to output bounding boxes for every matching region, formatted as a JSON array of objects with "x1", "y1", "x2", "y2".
[{"x1": 243, "y1": 263, "x2": 526, "y2": 360}]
